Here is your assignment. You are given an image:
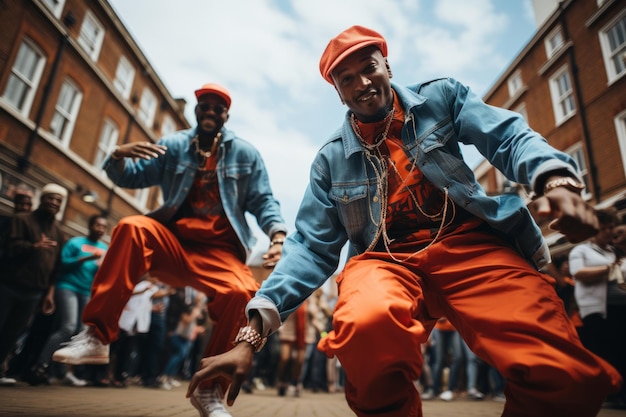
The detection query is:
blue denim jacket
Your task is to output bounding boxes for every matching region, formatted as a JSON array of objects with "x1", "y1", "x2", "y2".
[
  {"x1": 103, "y1": 127, "x2": 287, "y2": 260},
  {"x1": 250, "y1": 78, "x2": 580, "y2": 332}
]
